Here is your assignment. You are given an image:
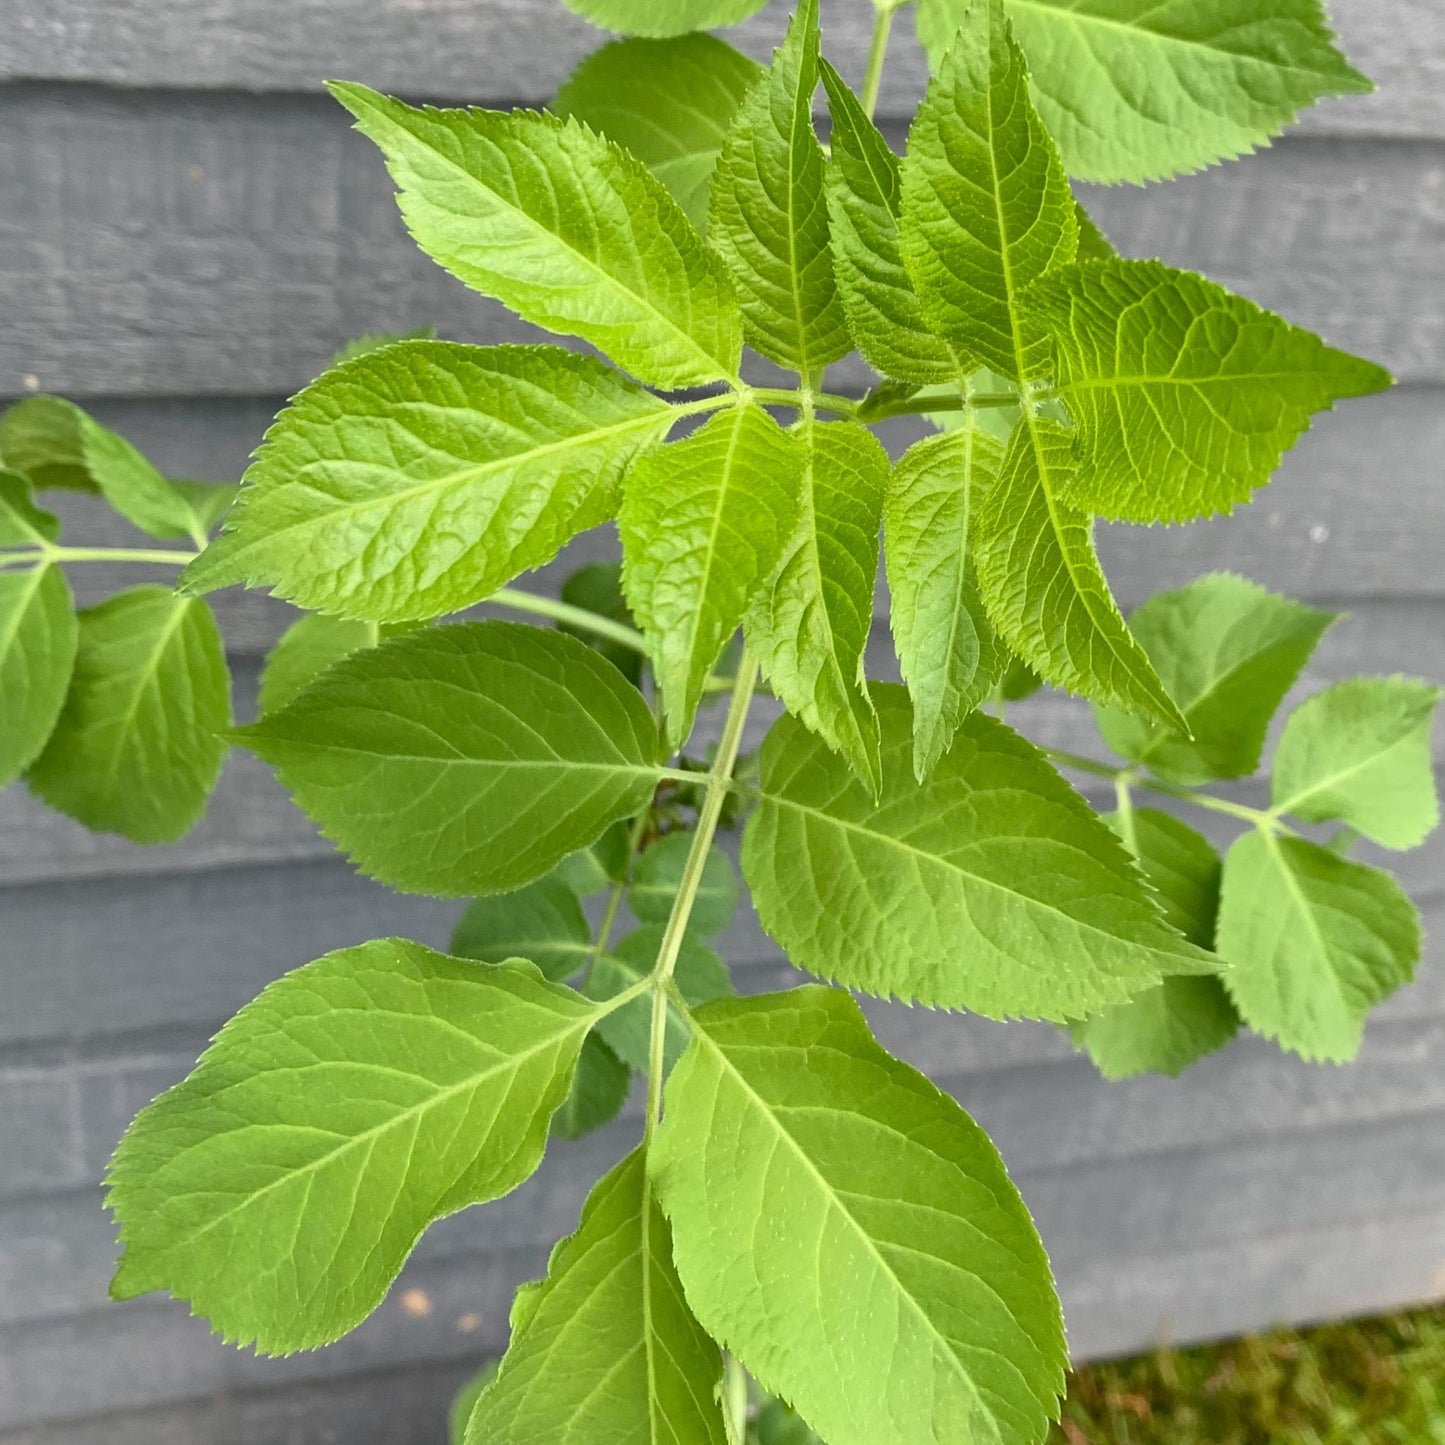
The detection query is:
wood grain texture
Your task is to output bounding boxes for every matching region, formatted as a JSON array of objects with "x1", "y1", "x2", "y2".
[
  {"x1": 2, "y1": 83, "x2": 1441, "y2": 394},
  {"x1": 2, "y1": 0, "x2": 1437, "y2": 142}
]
